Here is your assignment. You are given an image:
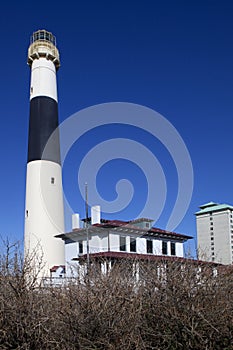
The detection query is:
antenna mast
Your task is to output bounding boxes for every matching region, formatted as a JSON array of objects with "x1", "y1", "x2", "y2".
[{"x1": 85, "y1": 182, "x2": 90, "y2": 272}]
